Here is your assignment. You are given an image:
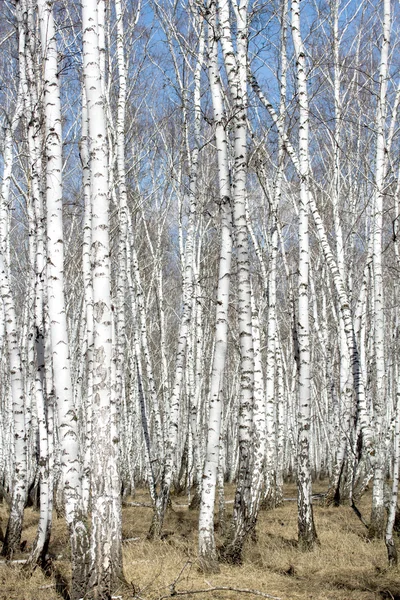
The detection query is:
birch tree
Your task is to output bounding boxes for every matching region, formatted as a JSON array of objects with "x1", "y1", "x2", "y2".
[
  {"x1": 37, "y1": 0, "x2": 89, "y2": 595},
  {"x1": 82, "y1": 0, "x2": 124, "y2": 594},
  {"x1": 0, "y1": 249, "x2": 27, "y2": 559},
  {"x1": 198, "y1": 0, "x2": 233, "y2": 572},
  {"x1": 214, "y1": 0, "x2": 256, "y2": 565},
  {"x1": 369, "y1": 0, "x2": 391, "y2": 540},
  {"x1": 291, "y1": 0, "x2": 318, "y2": 550},
  {"x1": 0, "y1": 27, "x2": 26, "y2": 555}
]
